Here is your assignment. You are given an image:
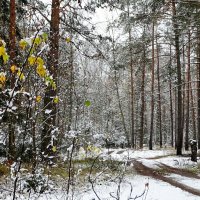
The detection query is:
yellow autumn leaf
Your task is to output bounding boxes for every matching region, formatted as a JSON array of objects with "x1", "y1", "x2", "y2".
[
  {"x1": 10, "y1": 65, "x2": 17, "y2": 73},
  {"x1": 28, "y1": 56, "x2": 36, "y2": 66},
  {"x1": 53, "y1": 96, "x2": 59, "y2": 104},
  {"x1": 0, "y1": 72, "x2": 6, "y2": 85},
  {"x1": 52, "y1": 146, "x2": 57, "y2": 152},
  {"x1": 17, "y1": 70, "x2": 25, "y2": 81},
  {"x1": 33, "y1": 37, "x2": 42, "y2": 46},
  {"x1": 36, "y1": 65, "x2": 46, "y2": 77},
  {"x1": 19, "y1": 40, "x2": 28, "y2": 50},
  {"x1": 0, "y1": 46, "x2": 6, "y2": 56},
  {"x1": 66, "y1": 37, "x2": 71, "y2": 43},
  {"x1": 2, "y1": 54, "x2": 9, "y2": 64},
  {"x1": 36, "y1": 95, "x2": 42, "y2": 103},
  {"x1": 36, "y1": 57, "x2": 44, "y2": 66}
]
